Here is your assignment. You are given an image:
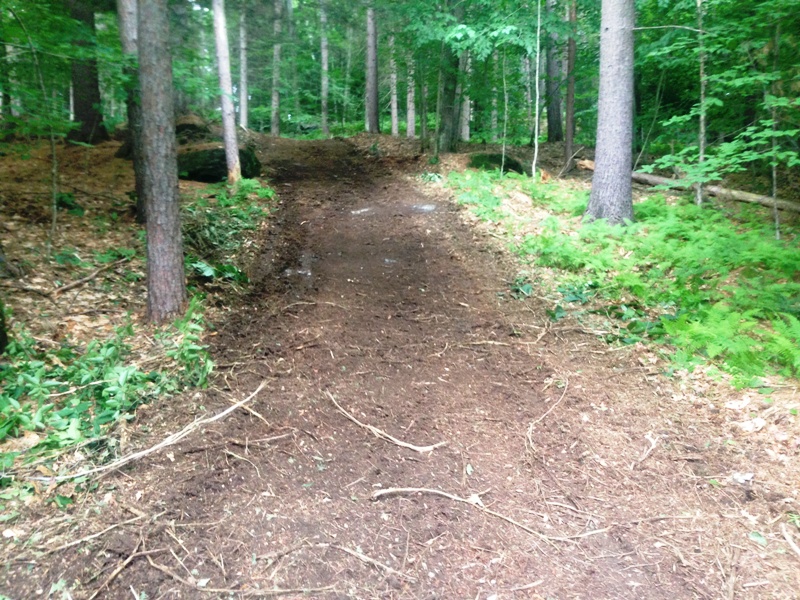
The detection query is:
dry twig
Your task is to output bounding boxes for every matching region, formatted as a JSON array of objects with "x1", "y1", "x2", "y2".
[
  {"x1": 41, "y1": 514, "x2": 145, "y2": 555},
  {"x1": 30, "y1": 381, "x2": 267, "y2": 483},
  {"x1": 315, "y1": 543, "x2": 416, "y2": 581},
  {"x1": 87, "y1": 543, "x2": 164, "y2": 600},
  {"x1": 326, "y1": 391, "x2": 446, "y2": 453},
  {"x1": 52, "y1": 258, "x2": 129, "y2": 298},
  {"x1": 781, "y1": 523, "x2": 800, "y2": 561}
]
